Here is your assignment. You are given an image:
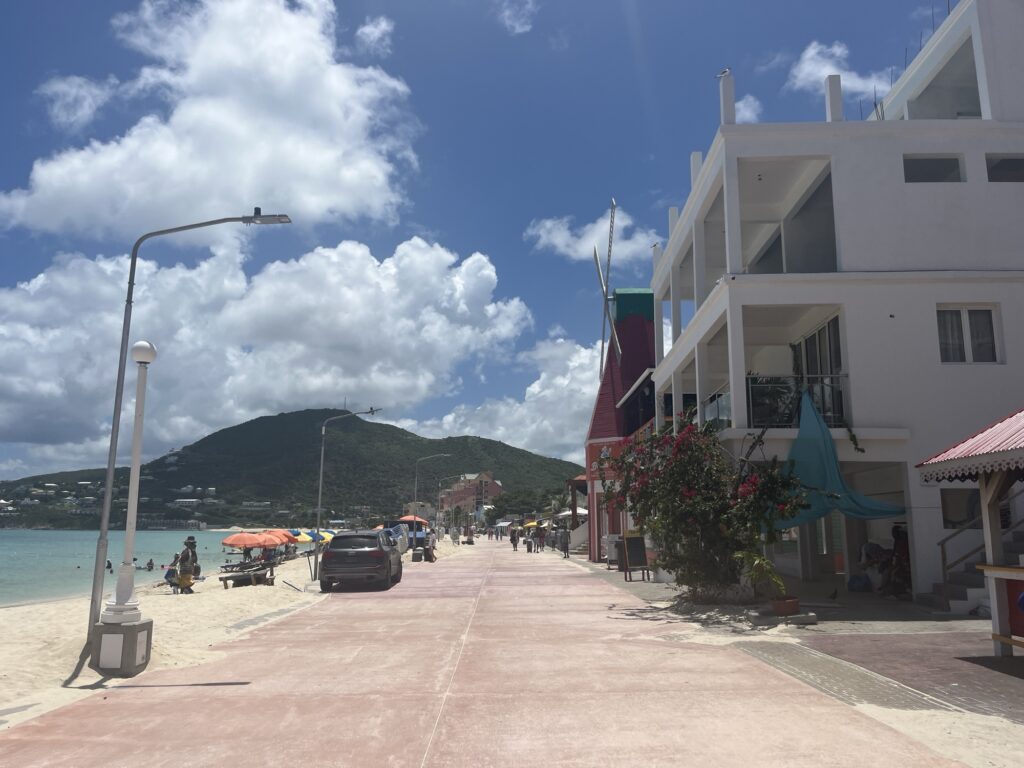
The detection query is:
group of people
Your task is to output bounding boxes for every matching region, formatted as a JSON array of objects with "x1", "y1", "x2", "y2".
[
  {"x1": 508, "y1": 526, "x2": 570, "y2": 558},
  {"x1": 162, "y1": 535, "x2": 200, "y2": 594}
]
